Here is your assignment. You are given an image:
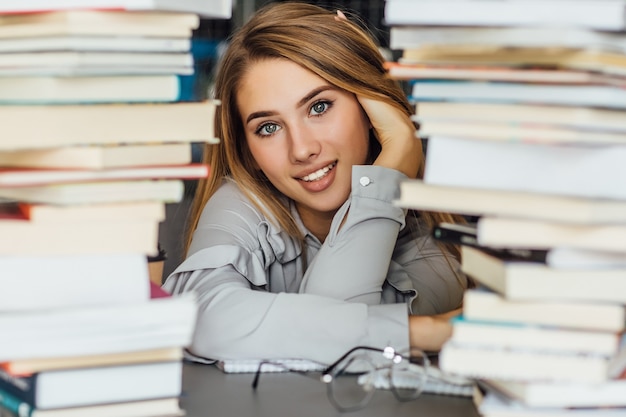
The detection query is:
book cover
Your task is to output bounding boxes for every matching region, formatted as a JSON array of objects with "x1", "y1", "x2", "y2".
[
  {"x1": 387, "y1": 62, "x2": 620, "y2": 85},
  {"x1": 0, "y1": 253, "x2": 151, "y2": 311},
  {"x1": 0, "y1": 395, "x2": 183, "y2": 417},
  {"x1": 450, "y1": 316, "x2": 620, "y2": 357},
  {"x1": 0, "y1": 10, "x2": 199, "y2": 39},
  {"x1": 0, "y1": 51, "x2": 193, "y2": 75},
  {"x1": 0, "y1": 36, "x2": 191, "y2": 53},
  {"x1": 476, "y1": 217, "x2": 626, "y2": 254},
  {"x1": 0, "y1": 293, "x2": 198, "y2": 362},
  {"x1": 0, "y1": 163, "x2": 208, "y2": 187},
  {"x1": 1, "y1": 347, "x2": 182, "y2": 376},
  {"x1": 0, "y1": 143, "x2": 192, "y2": 170},
  {"x1": 482, "y1": 378, "x2": 626, "y2": 409},
  {"x1": 478, "y1": 389, "x2": 626, "y2": 416},
  {"x1": 389, "y1": 25, "x2": 626, "y2": 53},
  {"x1": 462, "y1": 288, "x2": 626, "y2": 332},
  {"x1": 396, "y1": 180, "x2": 626, "y2": 225},
  {"x1": 0, "y1": 101, "x2": 219, "y2": 150},
  {"x1": 384, "y1": 0, "x2": 626, "y2": 31},
  {"x1": 0, "y1": 361, "x2": 182, "y2": 409},
  {"x1": 414, "y1": 102, "x2": 626, "y2": 134},
  {"x1": 423, "y1": 136, "x2": 626, "y2": 200},
  {"x1": 439, "y1": 342, "x2": 612, "y2": 383},
  {"x1": 0, "y1": 218, "x2": 160, "y2": 256},
  {"x1": 417, "y1": 119, "x2": 626, "y2": 146},
  {"x1": 401, "y1": 45, "x2": 626, "y2": 77},
  {"x1": 411, "y1": 80, "x2": 626, "y2": 109},
  {"x1": 0, "y1": 0, "x2": 233, "y2": 19},
  {"x1": 461, "y1": 245, "x2": 626, "y2": 303},
  {"x1": 0, "y1": 180, "x2": 184, "y2": 205},
  {"x1": 0, "y1": 75, "x2": 191, "y2": 104}
]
